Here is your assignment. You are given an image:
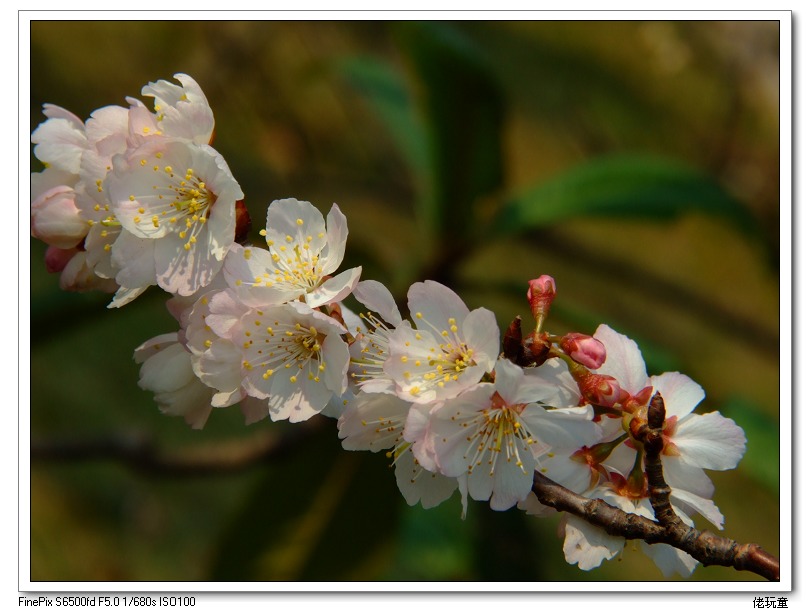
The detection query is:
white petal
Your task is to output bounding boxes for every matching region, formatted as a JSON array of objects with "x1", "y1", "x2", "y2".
[
  {"x1": 562, "y1": 514, "x2": 624, "y2": 571},
  {"x1": 650, "y1": 372, "x2": 705, "y2": 419},
  {"x1": 408, "y1": 280, "x2": 469, "y2": 331},
  {"x1": 461, "y1": 307, "x2": 500, "y2": 371},
  {"x1": 352, "y1": 279, "x2": 402, "y2": 326},
  {"x1": 395, "y1": 451, "x2": 459, "y2": 508},
  {"x1": 671, "y1": 487, "x2": 725, "y2": 530},
  {"x1": 641, "y1": 540, "x2": 700, "y2": 578},
  {"x1": 319, "y1": 203, "x2": 349, "y2": 276},
  {"x1": 594, "y1": 324, "x2": 648, "y2": 393},
  {"x1": 305, "y1": 266, "x2": 362, "y2": 308},
  {"x1": 265, "y1": 198, "x2": 327, "y2": 254},
  {"x1": 338, "y1": 393, "x2": 409, "y2": 452},
  {"x1": 671, "y1": 411, "x2": 747, "y2": 470}
]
